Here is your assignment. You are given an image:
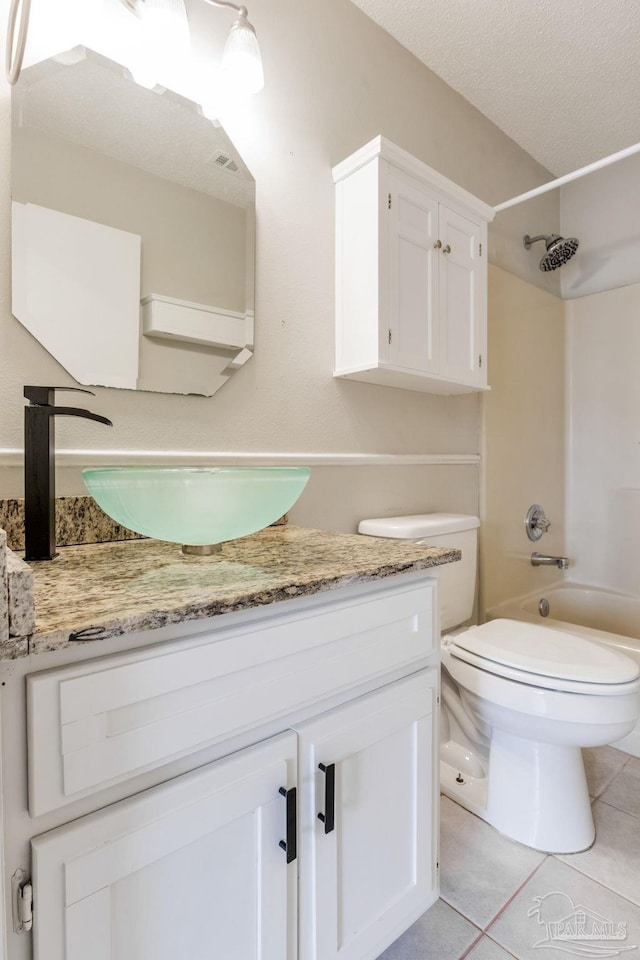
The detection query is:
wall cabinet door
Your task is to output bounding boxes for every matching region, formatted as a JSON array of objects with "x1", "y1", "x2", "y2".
[
  {"x1": 387, "y1": 169, "x2": 484, "y2": 390},
  {"x1": 31, "y1": 732, "x2": 297, "y2": 960},
  {"x1": 387, "y1": 169, "x2": 440, "y2": 374},
  {"x1": 296, "y1": 671, "x2": 438, "y2": 960},
  {"x1": 438, "y1": 205, "x2": 483, "y2": 387}
]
